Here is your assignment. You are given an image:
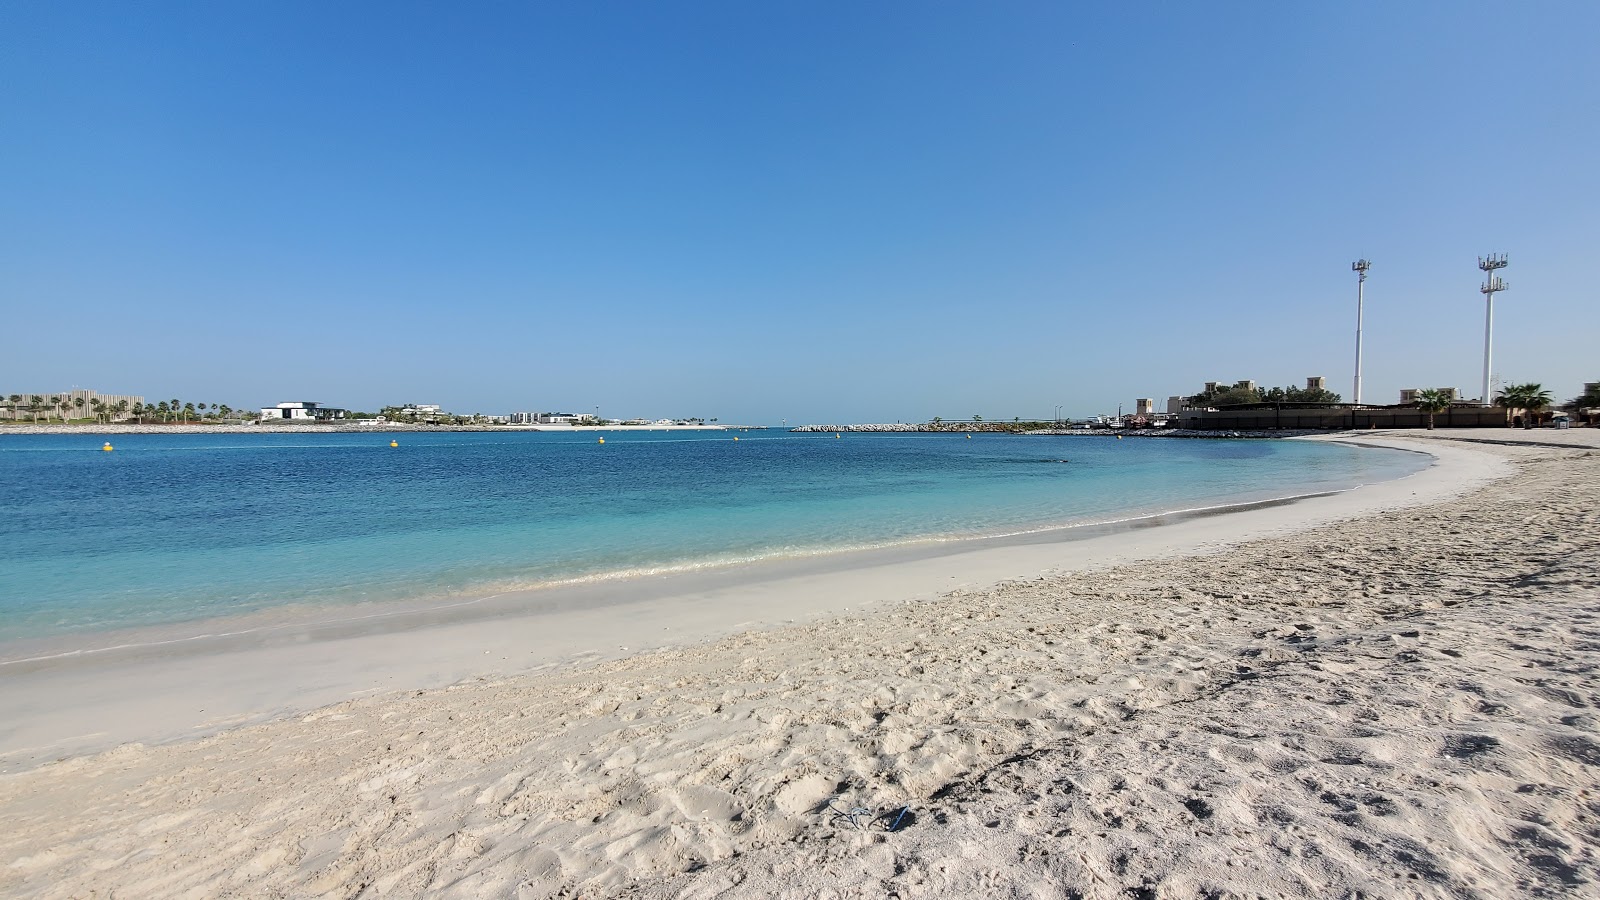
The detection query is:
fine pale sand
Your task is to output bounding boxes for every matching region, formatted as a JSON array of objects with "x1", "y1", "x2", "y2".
[{"x1": 1, "y1": 431, "x2": 1596, "y2": 898}]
